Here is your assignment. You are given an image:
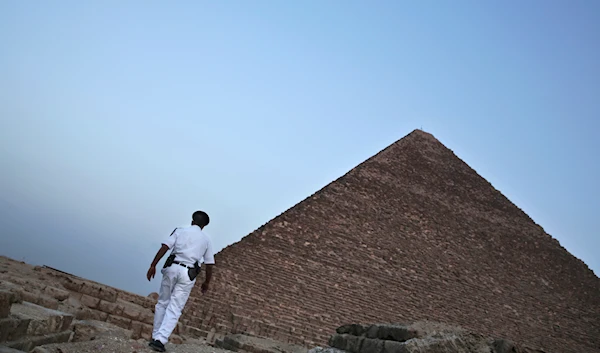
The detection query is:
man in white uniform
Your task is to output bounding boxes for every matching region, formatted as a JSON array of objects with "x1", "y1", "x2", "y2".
[{"x1": 146, "y1": 210, "x2": 215, "y2": 352}]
